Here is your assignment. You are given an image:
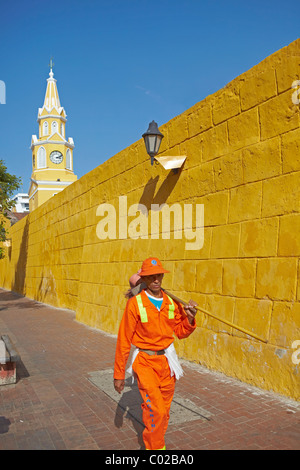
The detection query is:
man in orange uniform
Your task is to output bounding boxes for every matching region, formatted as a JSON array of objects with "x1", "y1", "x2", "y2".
[{"x1": 114, "y1": 257, "x2": 197, "y2": 450}]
